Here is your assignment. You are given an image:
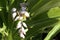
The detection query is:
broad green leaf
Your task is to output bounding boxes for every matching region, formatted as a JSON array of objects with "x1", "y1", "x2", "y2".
[
  {"x1": 44, "y1": 22, "x2": 60, "y2": 40},
  {"x1": 44, "y1": 7, "x2": 60, "y2": 40},
  {"x1": 47, "y1": 7, "x2": 60, "y2": 18}
]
